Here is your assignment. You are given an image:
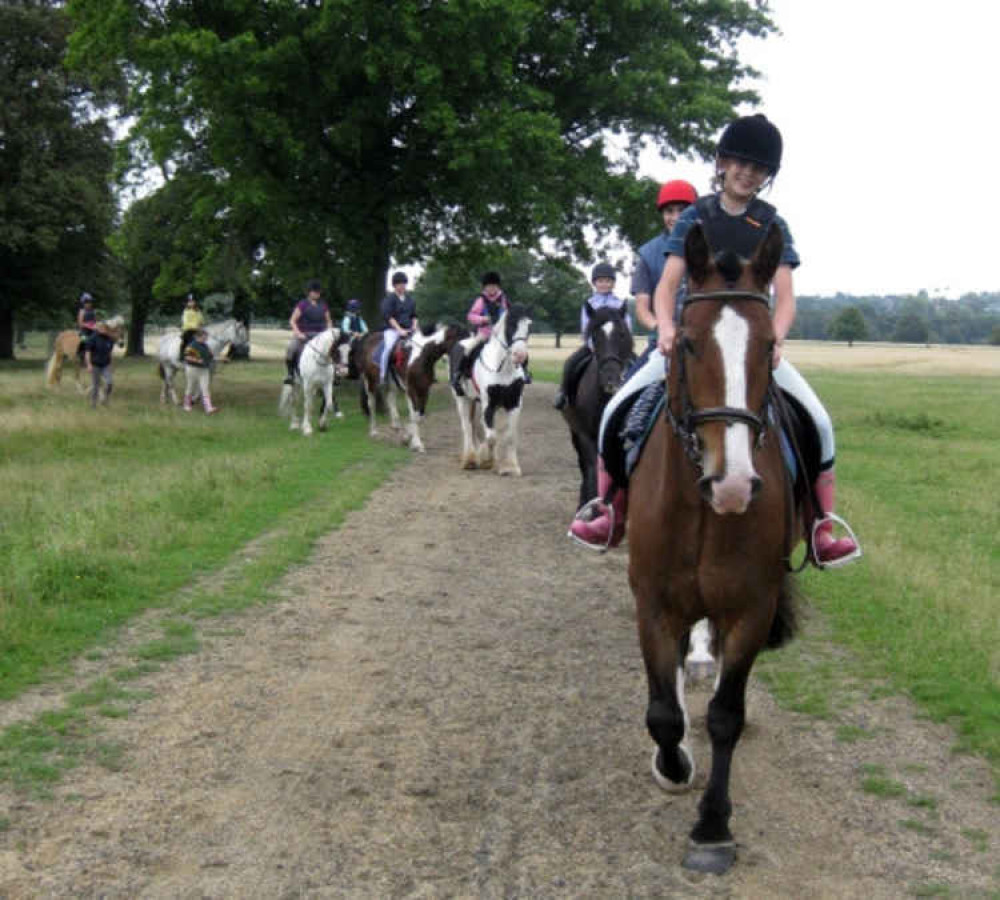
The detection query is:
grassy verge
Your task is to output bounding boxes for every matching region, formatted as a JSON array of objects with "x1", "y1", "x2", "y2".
[
  {"x1": 755, "y1": 370, "x2": 999, "y2": 798},
  {"x1": 0, "y1": 354, "x2": 409, "y2": 699}
]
